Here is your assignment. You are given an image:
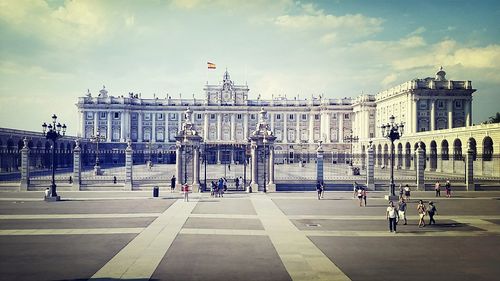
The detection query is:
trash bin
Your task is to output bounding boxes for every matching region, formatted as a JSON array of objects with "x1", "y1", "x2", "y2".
[{"x1": 153, "y1": 186, "x2": 159, "y2": 197}]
